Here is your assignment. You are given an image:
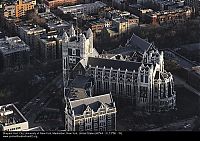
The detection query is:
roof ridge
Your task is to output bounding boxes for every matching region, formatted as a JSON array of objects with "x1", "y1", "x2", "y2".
[{"x1": 70, "y1": 93, "x2": 111, "y2": 103}]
